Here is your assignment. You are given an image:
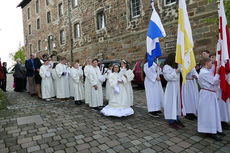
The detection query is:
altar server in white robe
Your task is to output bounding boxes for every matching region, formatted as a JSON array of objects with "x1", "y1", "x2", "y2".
[
  {"x1": 84, "y1": 58, "x2": 93, "y2": 105},
  {"x1": 105, "y1": 64, "x2": 113, "y2": 101},
  {"x1": 217, "y1": 89, "x2": 230, "y2": 130},
  {"x1": 89, "y1": 59, "x2": 104, "y2": 110},
  {"x1": 70, "y1": 62, "x2": 84, "y2": 105},
  {"x1": 55, "y1": 57, "x2": 70, "y2": 100},
  {"x1": 163, "y1": 53, "x2": 185, "y2": 130},
  {"x1": 198, "y1": 58, "x2": 223, "y2": 141},
  {"x1": 120, "y1": 59, "x2": 134, "y2": 106},
  {"x1": 143, "y1": 53, "x2": 164, "y2": 118},
  {"x1": 51, "y1": 63, "x2": 58, "y2": 97},
  {"x1": 182, "y1": 68, "x2": 199, "y2": 120},
  {"x1": 101, "y1": 64, "x2": 134, "y2": 117},
  {"x1": 67, "y1": 63, "x2": 74, "y2": 98},
  {"x1": 39, "y1": 58, "x2": 55, "y2": 101}
]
